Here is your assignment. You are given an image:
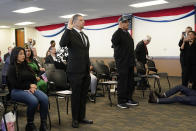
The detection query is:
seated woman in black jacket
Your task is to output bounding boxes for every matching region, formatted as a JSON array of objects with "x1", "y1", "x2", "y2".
[{"x1": 7, "y1": 47, "x2": 49, "y2": 131}]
